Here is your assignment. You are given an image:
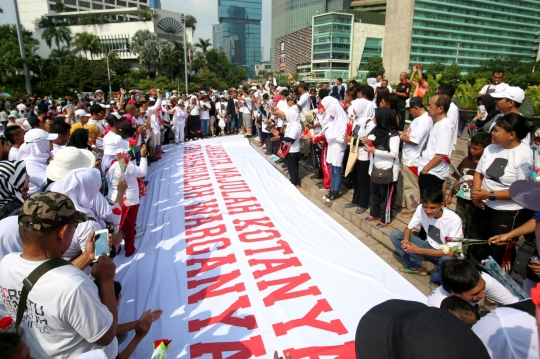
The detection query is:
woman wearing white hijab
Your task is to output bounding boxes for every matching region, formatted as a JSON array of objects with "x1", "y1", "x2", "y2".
[
  {"x1": 320, "y1": 96, "x2": 347, "y2": 202},
  {"x1": 282, "y1": 94, "x2": 303, "y2": 188},
  {"x1": 50, "y1": 168, "x2": 104, "y2": 267},
  {"x1": 17, "y1": 129, "x2": 58, "y2": 195}
]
